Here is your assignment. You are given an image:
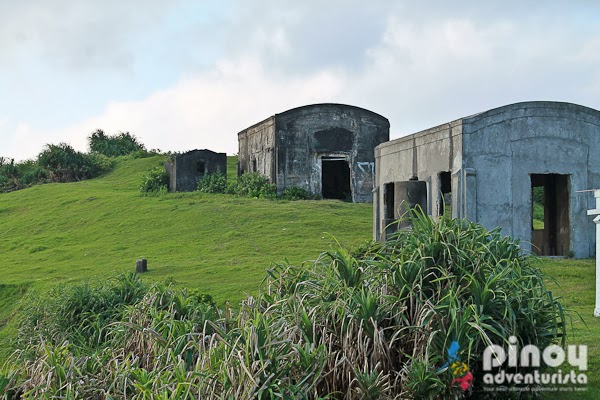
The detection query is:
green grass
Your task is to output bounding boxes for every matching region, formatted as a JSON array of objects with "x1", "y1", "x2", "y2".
[
  {"x1": 0, "y1": 155, "x2": 598, "y2": 398},
  {"x1": 539, "y1": 258, "x2": 600, "y2": 399},
  {"x1": 0, "y1": 155, "x2": 371, "y2": 302}
]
